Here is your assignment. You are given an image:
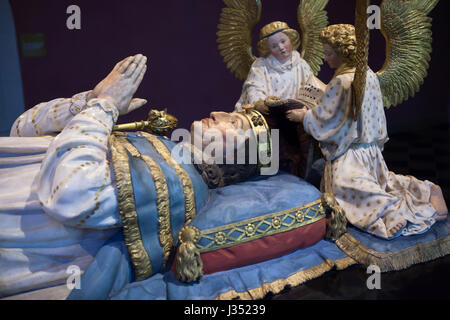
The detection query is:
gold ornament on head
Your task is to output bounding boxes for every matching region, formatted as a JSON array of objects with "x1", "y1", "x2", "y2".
[
  {"x1": 259, "y1": 21, "x2": 290, "y2": 39},
  {"x1": 237, "y1": 104, "x2": 272, "y2": 173}
]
